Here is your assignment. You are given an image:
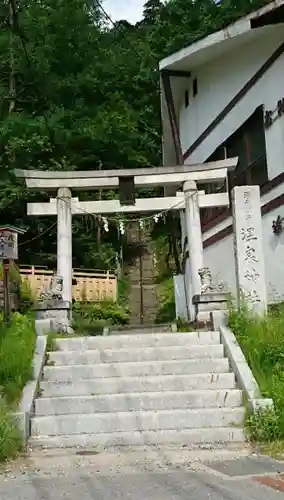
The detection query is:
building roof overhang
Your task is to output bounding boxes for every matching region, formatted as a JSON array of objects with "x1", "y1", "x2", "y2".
[{"x1": 159, "y1": 0, "x2": 284, "y2": 166}]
